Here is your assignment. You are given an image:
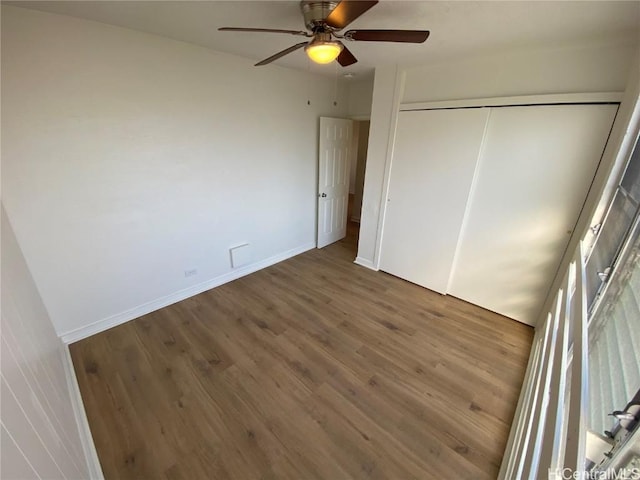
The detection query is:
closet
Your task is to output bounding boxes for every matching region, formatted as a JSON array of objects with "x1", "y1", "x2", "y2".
[{"x1": 380, "y1": 102, "x2": 618, "y2": 325}]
